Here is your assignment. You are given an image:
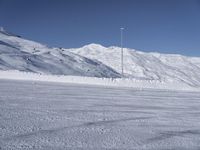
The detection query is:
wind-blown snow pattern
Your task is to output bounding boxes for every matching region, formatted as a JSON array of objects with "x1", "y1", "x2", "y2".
[{"x1": 0, "y1": 80, "x2": 200, "y2": 149}]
